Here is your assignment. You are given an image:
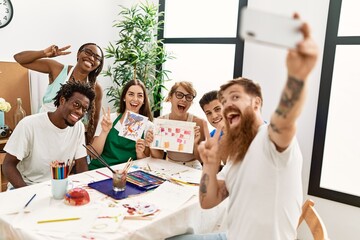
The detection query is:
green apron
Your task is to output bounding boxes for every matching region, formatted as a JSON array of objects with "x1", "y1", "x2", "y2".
[{"x1": 88, "y1": 113, "x2": 139, "y2": 170}]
